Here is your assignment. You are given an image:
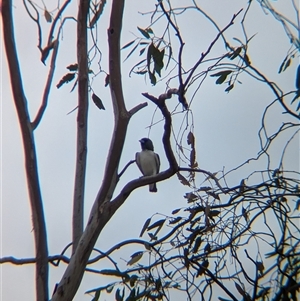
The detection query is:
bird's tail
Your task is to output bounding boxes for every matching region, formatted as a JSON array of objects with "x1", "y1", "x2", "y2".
[{"x1": 149, "y1": 183, "x2": 157, "y2": 193}]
